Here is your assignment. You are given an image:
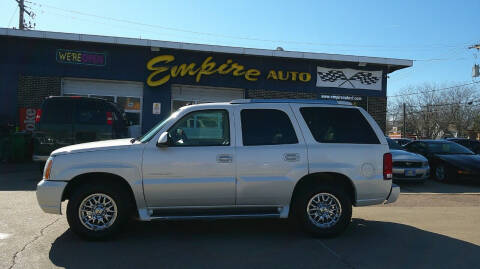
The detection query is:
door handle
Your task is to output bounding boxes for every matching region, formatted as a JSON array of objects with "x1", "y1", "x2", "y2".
[
  {"x1": 283, "y1": 153, "x2": 300, "y2": 162},
  {"x1": 216, "y1": 154, "x2": 233, "y2": 163}
]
